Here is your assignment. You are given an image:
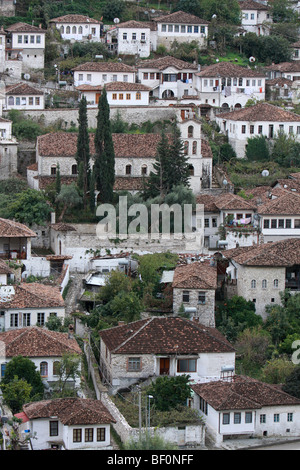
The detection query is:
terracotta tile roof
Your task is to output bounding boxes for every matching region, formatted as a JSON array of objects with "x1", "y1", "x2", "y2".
[
  {"x1": 99, "y1": 317, "x2": 235, "y2": 355},
  {"x1": 23, "y1": 398, "x2": 115, "y2": 425},
  {"x1": 196, "y1": 194, "x2": 219, "y2": 212},
  {"x1": 290, "y1": 172, "x2": 300, "y2": 180},
  {"x1": 214, "y1": 193, "x2": 257, "y2": 211},
  {"x1": 0, "y1": 326, "x2": 81, "y2": 357},
  {"x1": 191, "y1": 375, "x2": 300, "y2": 410},
  {"x1": 196, "y1": 62, "x2": 265, "y2": 78},
  {"x1": 115, "y1": 20, "x2": 150, "y2": 29},
  {"x1": 0, "y1": 259, "x2": 13, "y2": 275},
  {"x1": 222, "y1": 238, "x2": 300, "y2": 266},
  {"x1": 257, "y1": 191, "x2": 300, "y2": 215},
  {"x1": 172, "y1": 261, "x2": 217, "y2": 290},
  {"x1": 266, "y1": 77, "x2": 293, "y2": 87},
  {"x1": 27, "y1": 162, "x2": 38, "y2": 171},
  {"x1": 243, "y1": 185, "x2": 273, "y2": 205},
  {"x1": 216, "y1": 102, "x2": 300, "y2": 122},
  {"x1": 5, "y1": 22, "x2": 46, "y2": 33},
  {"x1": 154, "y1": 10, "x2": 210, "y2": 25},
  {"x1": 73, "y1": 61, "x2": 136, "y2": 72},
  {"x1": 77, "y1": 82, "x2": 151, "y2": 92},
  {"x1": 5, "y1": 83, "x2": 43, "y2": 96},
  {"x1": 114, "y1": 176, "x2": 146, "y2": 191},
  {"x1": 137, "y1": 55, "x2": 198, "y2": 71},
  {"x1": 238, "y1": 0, "x2": 270, "y2": 10},
  {"x1": 272, "y1": 179, "x2": 300, "y2": 193},
  {"x1": 292, "y1": 40, "x2": 300, "y2": 48},
  {"x1": 0, "y1": 218, "x2": 36, "y2": 238},
  {"x1": 264, "y1": 61, "x2": 300, "y2": 73},
  {"x1": 0, "y1": 283, "x2": 65, "y2": 309},
  {"x1": 49, "y1": 14, "x2": 102, "y2": 24}
]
